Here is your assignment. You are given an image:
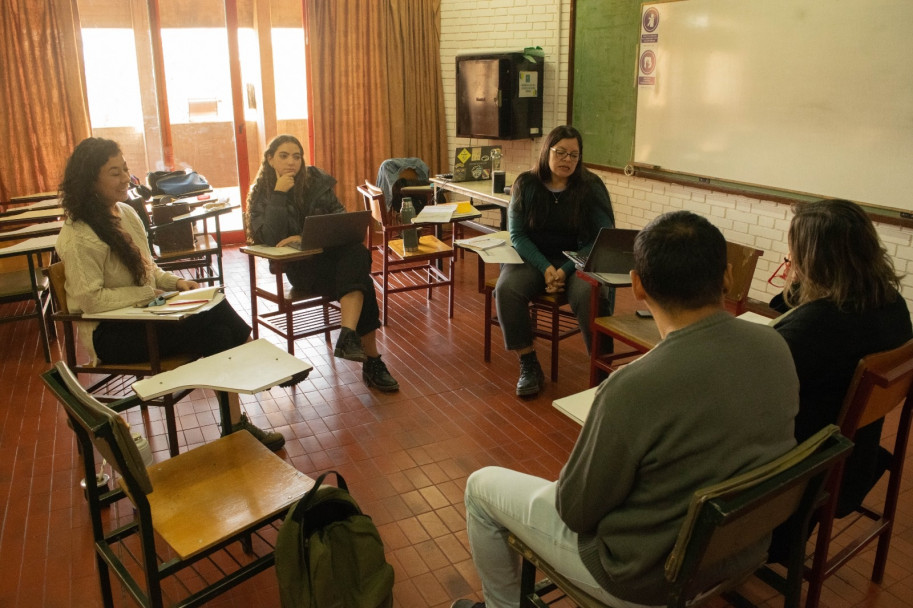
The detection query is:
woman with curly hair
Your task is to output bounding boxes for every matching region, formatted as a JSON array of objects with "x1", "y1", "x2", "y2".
[
  {"x1": 56, "y1": 137, "x2": 285, "y2": 451},
  {"x1": 246, "y1": 134, "x2": 398, "y2": 392}
]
